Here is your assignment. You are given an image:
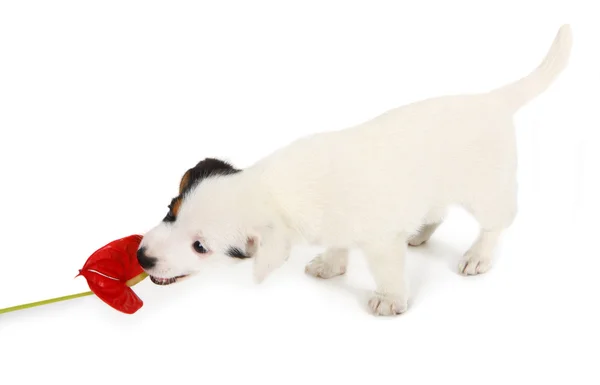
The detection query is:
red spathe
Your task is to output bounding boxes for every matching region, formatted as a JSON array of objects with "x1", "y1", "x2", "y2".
[{"x1": 77, "y1": 234, "x2": 146, "y2": 314}]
